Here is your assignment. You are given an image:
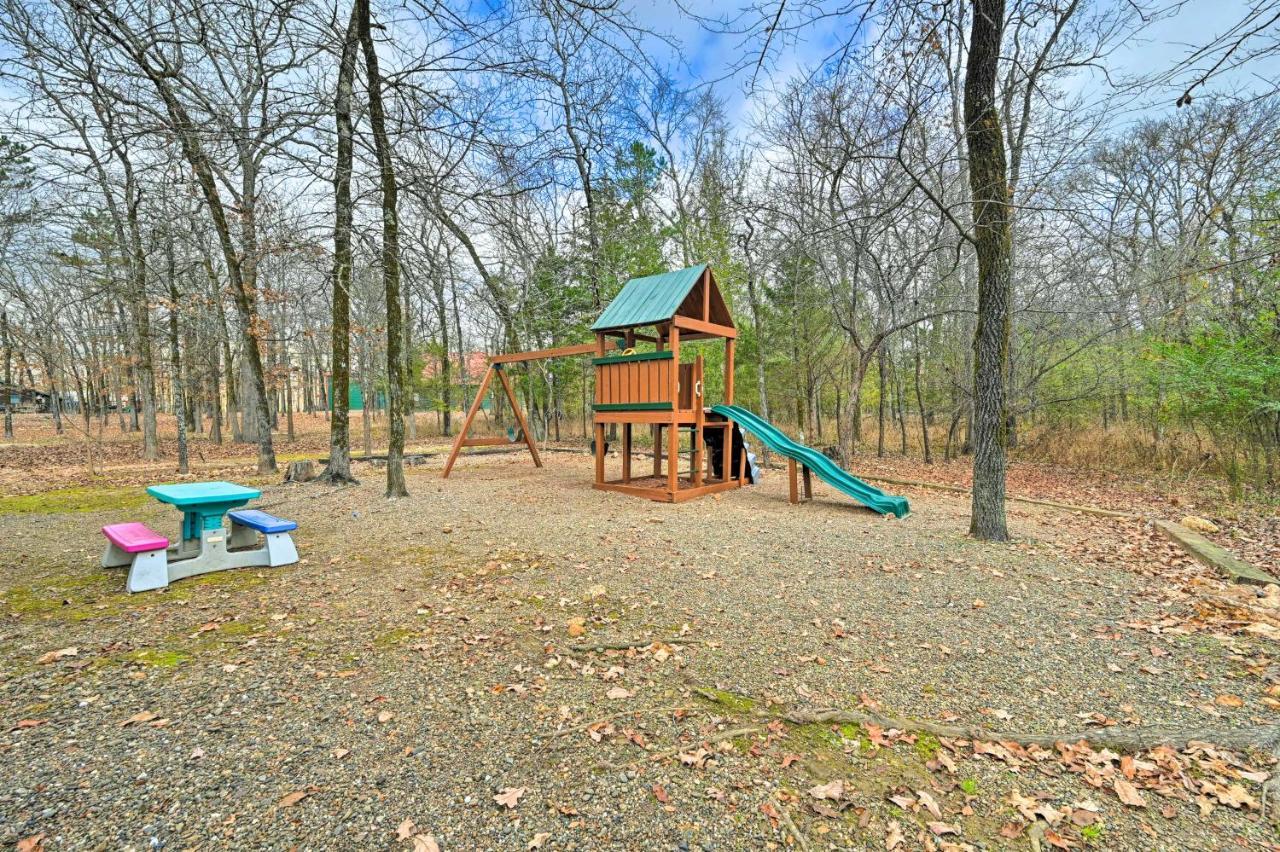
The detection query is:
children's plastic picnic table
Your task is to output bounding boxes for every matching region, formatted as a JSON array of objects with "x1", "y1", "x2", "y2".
[{"x1": 145, "y1": 481, "x2": 262, "y2": 580}]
